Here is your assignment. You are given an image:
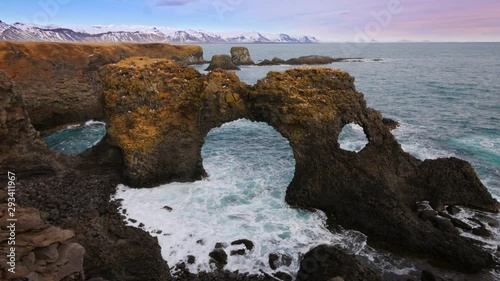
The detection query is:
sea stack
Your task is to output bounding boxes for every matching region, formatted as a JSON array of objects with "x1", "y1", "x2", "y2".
[
  {"x1": 205, "y1": 54, "x2": 241, "y2": 71},
  {"x1": 230, "y1": 46, "x2": 255, "y2": 65}
]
